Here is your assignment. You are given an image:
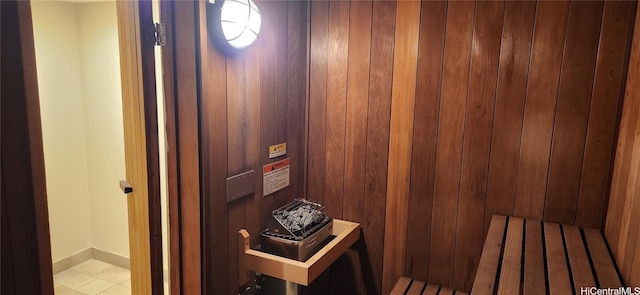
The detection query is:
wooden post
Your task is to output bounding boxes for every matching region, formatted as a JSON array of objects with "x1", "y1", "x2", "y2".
[{"x1": 239, "y1": 229, "x2": 251, "y2": 289}]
